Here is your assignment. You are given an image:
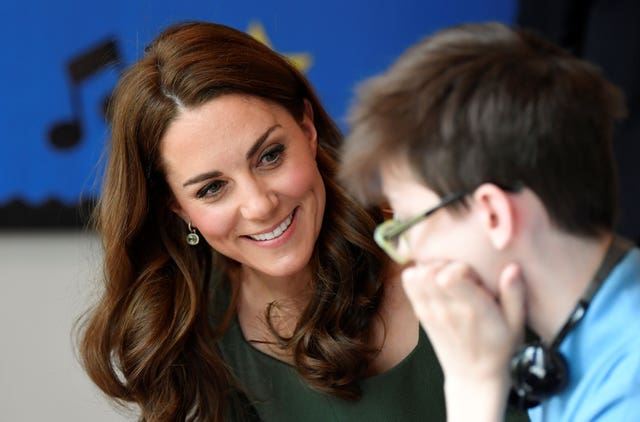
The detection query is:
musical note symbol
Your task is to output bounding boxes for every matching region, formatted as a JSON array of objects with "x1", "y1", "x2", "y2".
[{"x1": 48, "y1": 38, "x2": 122, "y2": 150}]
